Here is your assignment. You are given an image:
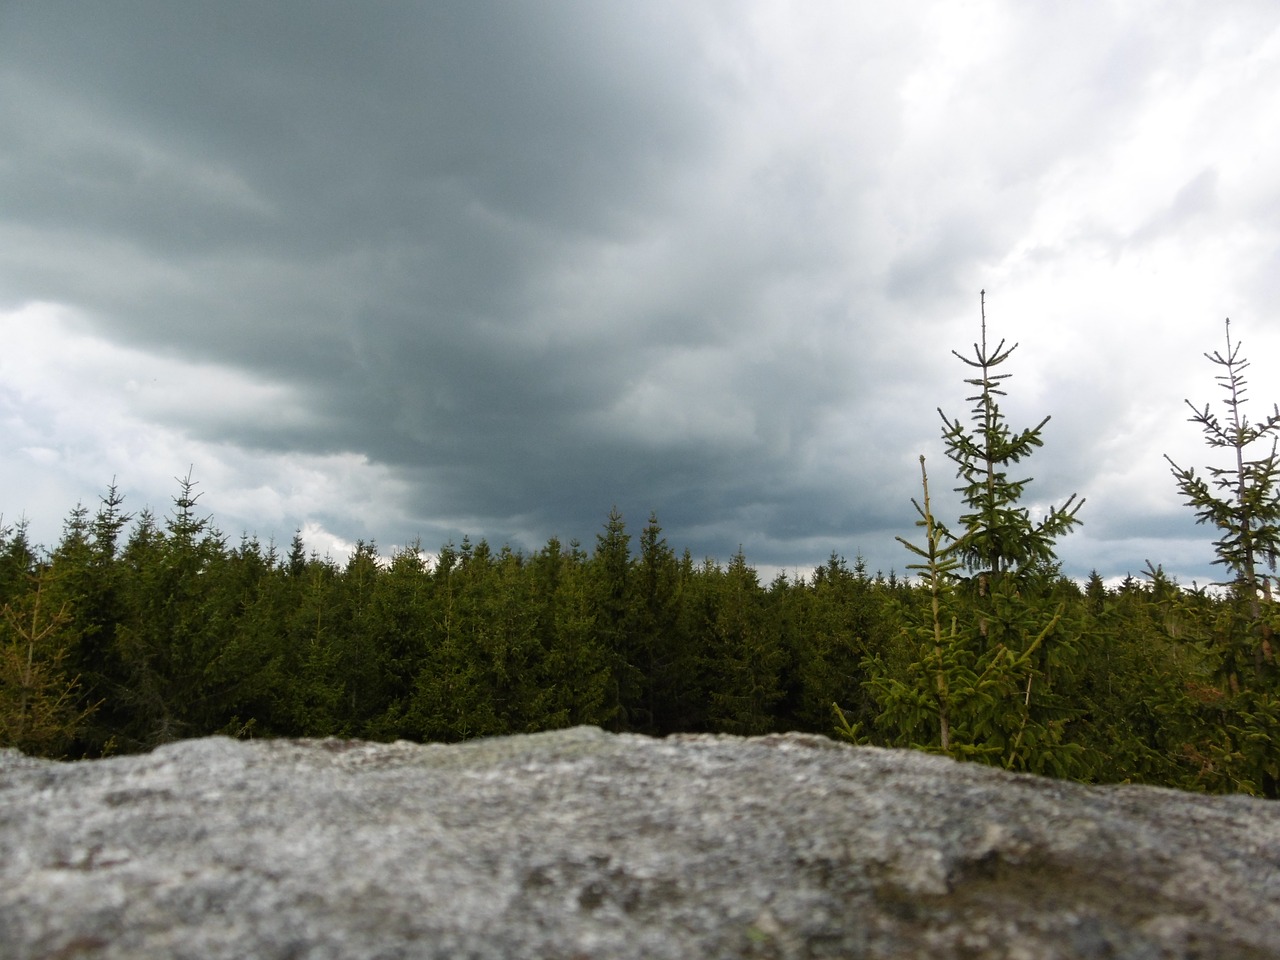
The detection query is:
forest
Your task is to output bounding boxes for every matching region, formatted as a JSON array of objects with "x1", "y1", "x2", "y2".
[{"x1": 3, "y1": 305, "x2": 1277, "y2": 797}]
